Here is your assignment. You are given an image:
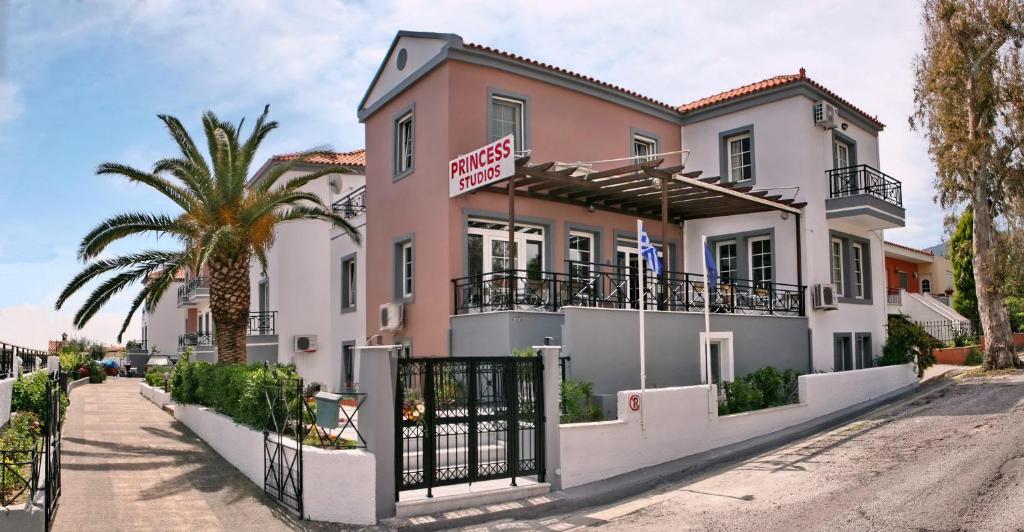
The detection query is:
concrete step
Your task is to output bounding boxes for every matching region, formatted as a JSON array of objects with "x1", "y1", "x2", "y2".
[{"x1": 392, "y1": 478, "x2": 552, "y2": 521}]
